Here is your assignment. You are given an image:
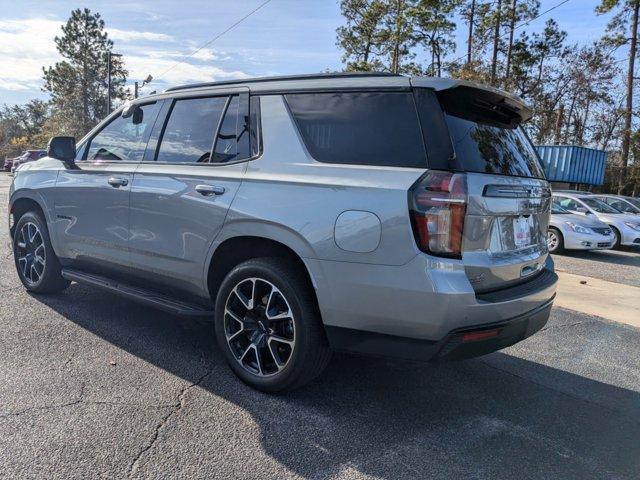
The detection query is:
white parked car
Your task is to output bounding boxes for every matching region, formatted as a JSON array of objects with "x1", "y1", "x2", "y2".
[
  {"x1": 552, "y1": 193, "x2": 640, "y2": 248},
  {"x1": 591, "y1": 194, "x2": 640, "y2": 216},
  {"x1": 547, "y1": 203, "x2": 613, "y2": 253}
]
